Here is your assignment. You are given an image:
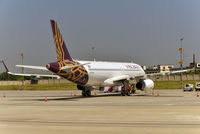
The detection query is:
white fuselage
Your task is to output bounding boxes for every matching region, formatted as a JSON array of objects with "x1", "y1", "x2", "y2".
[{"x1": 78, "y1": 60, "x2": 146, "y2": 86}]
